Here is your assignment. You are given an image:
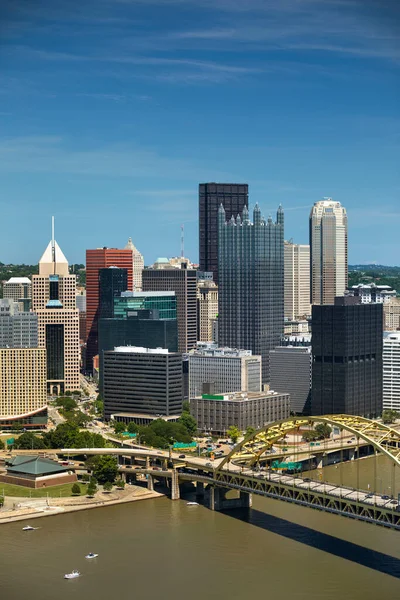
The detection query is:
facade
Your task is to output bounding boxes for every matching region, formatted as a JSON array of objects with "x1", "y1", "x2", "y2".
[
  {"x1": 269, "y1": 345, "x2": 312, "y2": 414},
  {"x1": 310, "y1": 199, "x2": 348, "y2": 305},
  {"x1": 347, "y1": 283, "x2": 396, "y2": 304},
  {"x1": 114, "y1": 291, "x2": 177, "y2": 320},
  {"x1": 99, "y1": 267, "x2": 128, "y2": 319},
  {"x1": 103, "y1": 346, "x2": 183, "y2": 420},
  {"x1": 86, "y1": 248, "x2": 133, "y2": 371},
  {"x1": 125, "y1": 237, "x2": 144, "y2": 291},
  {"x1": 197, "y1": 279, "x2": 218, "y2": 341},
  {"x1": 284, "y1": 241, "x2": 310, "y2": 320},
  {"x1": 284, "y1": 319, "x2": 310, "y2": 335},
  {"x1": 32, "y1": 238, "x2": 80, "y2": 393},
  {"x1": 0, "y1": 299, "x2": 38, "y2": 348},
  {"x1": 190, "y1": 390, "x2": 290, "y2": 435},
  {"x1": 383, "y1": 332, "x2": 400, "y2": 412},
  {"x1": 0, "y1": 456, "x2": 76, "y2": 488},
  {"x1": 3, "y1": 277, "x2": 32, "y2": 304},
  {"x1": 142, "y1": 265, "x2": 197, "y2": 353},
  {"x1": 188, "y1": 342, "x2": 261, "y2": 398},
  {"x1": 218, "y1": 204, "x2": 284, "y2": 382},
  {"x1": 0, "y1": 347, "x2": 47, "y2": 426},
  {"x1": 199, "y1": 183, "x2": 248, "y2": 284},
  {"x1": 384, "y1": 298, "x2": 400, "y2": 331},
  {"x1": 311, "y1": 297, "x2": 383, "y2": 417}
]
